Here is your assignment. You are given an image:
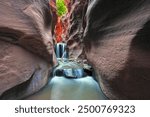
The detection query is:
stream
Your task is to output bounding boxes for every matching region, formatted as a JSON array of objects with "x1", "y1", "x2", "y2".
[
  {"x1": 26, "y1": 43, "x2": 107, "y2": 100},
  {"x1": 26, "y1": 76, "x2": 107, "y2": 100}
]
